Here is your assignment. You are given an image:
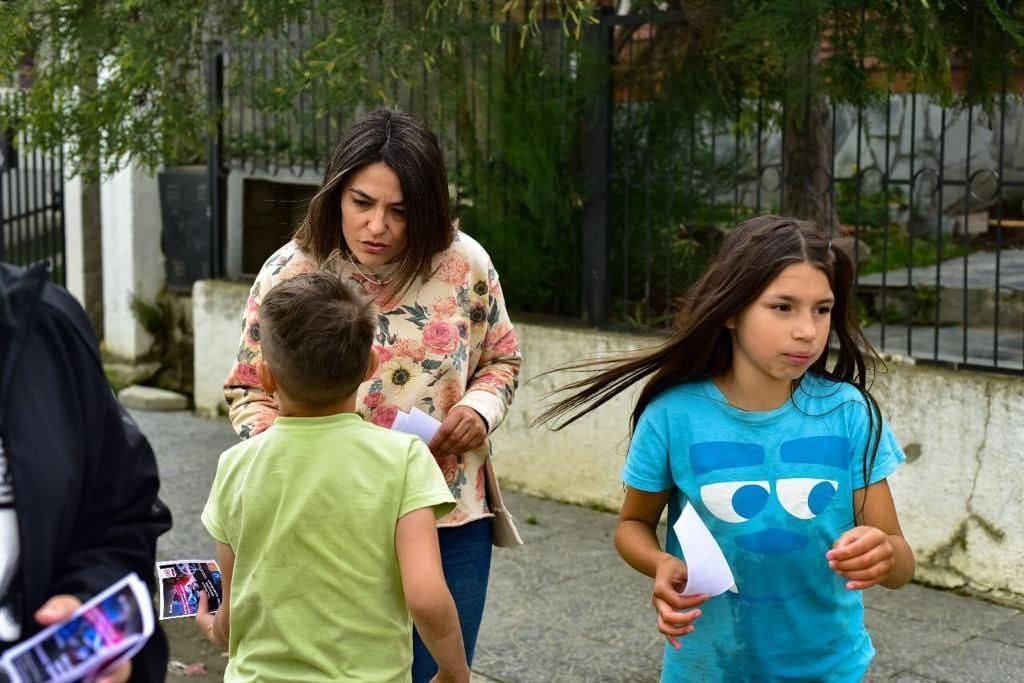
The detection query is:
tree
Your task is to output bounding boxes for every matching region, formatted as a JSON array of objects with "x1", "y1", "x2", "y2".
[
  {"x1": 612, "y1": 0, "x2": 1024, "y2": 227},
  {"x1": 0, "y1": 1, "x2": 595, "y2": 179},
  {"x1": 5, "y1": 0, "x2": 1017, "y2": 187}
]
